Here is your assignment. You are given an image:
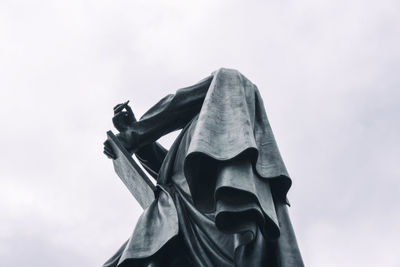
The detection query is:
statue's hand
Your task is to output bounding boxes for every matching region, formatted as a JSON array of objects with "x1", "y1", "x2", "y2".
[
  {"x1": 103, "y1": 139, "x2": 116, "y2": 159},
  {"x1": 103, "y1": 101, "x2": 141, "y2": 159},
  {"x1": 112, "y1": 101, "x2": 136, "y2": 132}
]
